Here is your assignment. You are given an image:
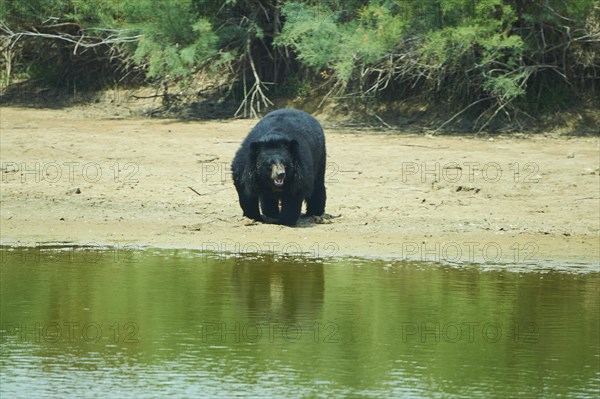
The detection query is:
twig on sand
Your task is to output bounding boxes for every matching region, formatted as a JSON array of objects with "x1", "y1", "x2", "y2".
[
  {"x1": 396, "y1": 144, "x2": 449, "y2": 149},
  {"x1": 188, "y1": 186, "x2": 230, "y2": 197},
  {"x1": 188, "y1": 186, "x2": 204, "y2": 196}
]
